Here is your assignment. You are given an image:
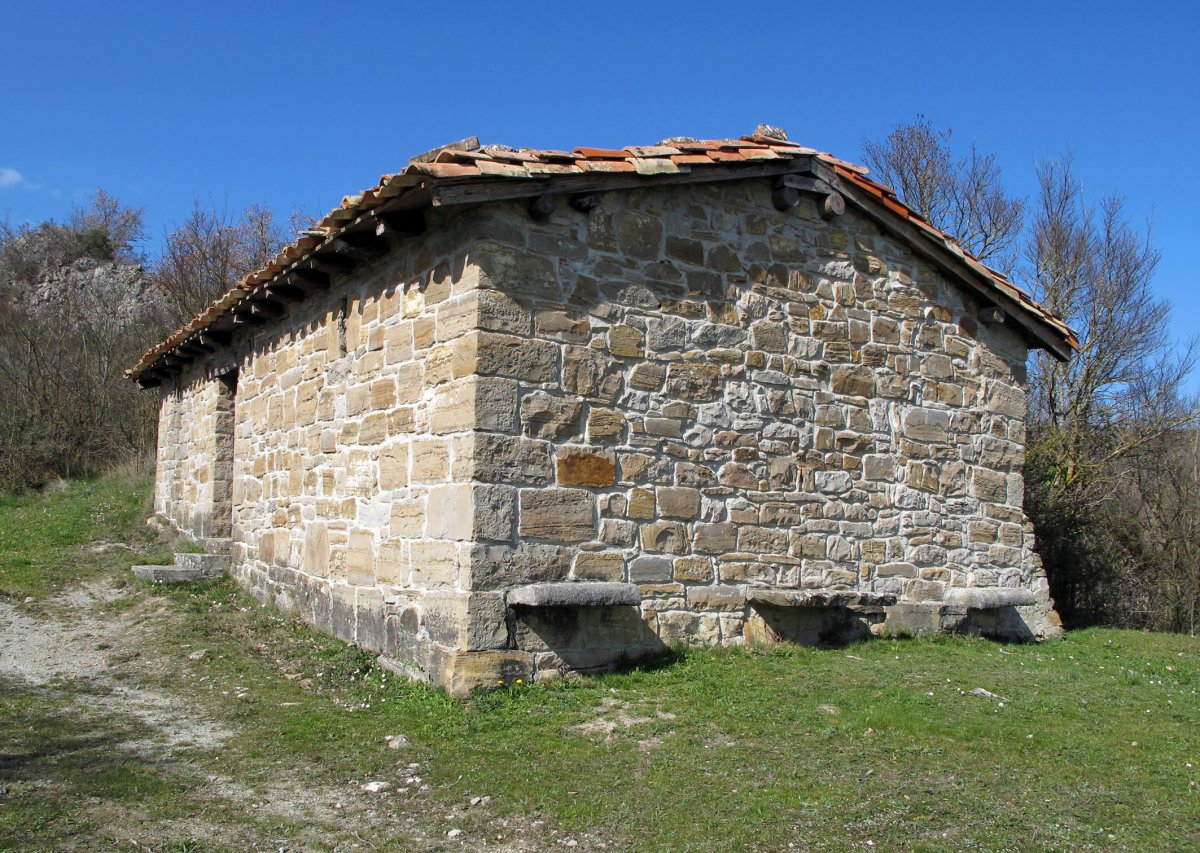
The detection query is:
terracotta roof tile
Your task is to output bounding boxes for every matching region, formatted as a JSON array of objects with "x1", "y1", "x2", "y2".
[
  {"x1": 631, "y1": 158, "x2": 681, "y2": 176},
  {"x1": 578, "y1": 159, "x2": 638, "y2": 173},
  {"x1": 477, "y1": 160, "x2": 531, "y2": 178},
  {"x1": 624, "y1": 145, "x2": 680, "y2": 157},
  {"x1": 523, "y1": 161, "x2": 580, "y2": 176},
  {"x1": 128, "y1": 132, "x2": 1078, "y2": 380},
  {"x1": 572, "y1": 147, "x2": 628, "y2": 159},
  {"x1": 670, "y1": 154, "x2": 714, "y2": 166},
  {"x1": 409, "y1": 162, "x2": 480, "y2": 178}
]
